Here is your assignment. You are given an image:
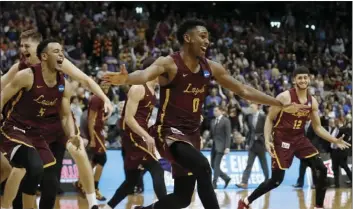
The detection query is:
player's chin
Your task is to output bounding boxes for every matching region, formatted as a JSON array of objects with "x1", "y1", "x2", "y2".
[{"x1": 298, "y1": 84, "x2": 308, "y2": 90}]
